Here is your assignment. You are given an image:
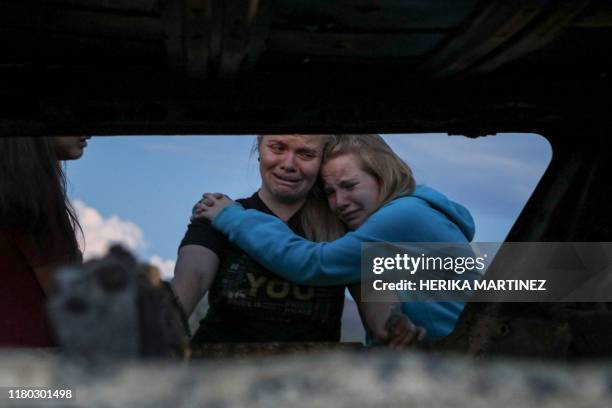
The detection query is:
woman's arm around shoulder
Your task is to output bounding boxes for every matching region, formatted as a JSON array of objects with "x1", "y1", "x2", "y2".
[{"x1": 210, "y1": 197, "x2": 423, "y2": 286}]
